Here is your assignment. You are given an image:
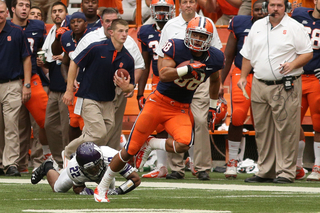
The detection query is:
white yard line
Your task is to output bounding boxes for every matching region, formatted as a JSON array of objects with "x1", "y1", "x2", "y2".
[
  {"x1": 1, "y1": 178, "x2": 320, "y2": 193},
  {"x1": 22, "y1": 209, "x2": 231, "y2": 213}
]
